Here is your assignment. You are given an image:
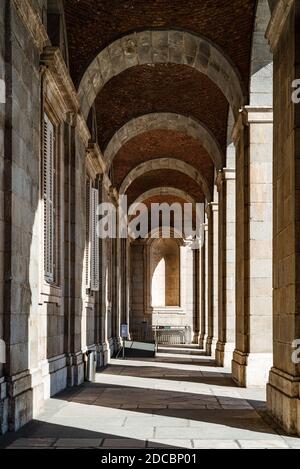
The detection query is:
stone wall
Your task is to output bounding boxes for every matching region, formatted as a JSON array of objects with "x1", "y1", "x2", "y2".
[
  {"x1": 2, "y1": 0, "x2": 43, "y2": 430},
  {"x1": 267, "y1": 0, "x2": 300, "y2": 435},
  {"x1": 0, "y1": 0, "x2": 6, "y2": 435}
]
